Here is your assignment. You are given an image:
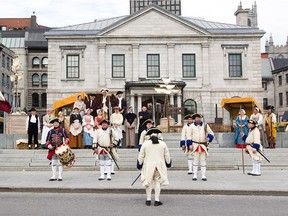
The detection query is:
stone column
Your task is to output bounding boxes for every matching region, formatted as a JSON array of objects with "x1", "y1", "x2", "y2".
[
  {"x1": 169, "y1": 94, "x2": 174, "y2": 106},
  {"x1": 98, "y1": 43, "x2": 106, "y2": 87},
  {"x1": 137, "y1": 94, "x2": 142, "y2": 113},
  {"x1": 130, "y1": 94, "x2": 135, "y2": 109},
  {"x1": 132, "y1": 44, "x2": 139, "y2": 81},
  {"x1": 177, "y1": 93, "x2": 182, "y2": 124},
  {"x1": 201, "y1": 43, "x2": 210, "y2": 87},
  {"x1": 167, "y1": 43, "x2": 175, "y2": 80}
]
